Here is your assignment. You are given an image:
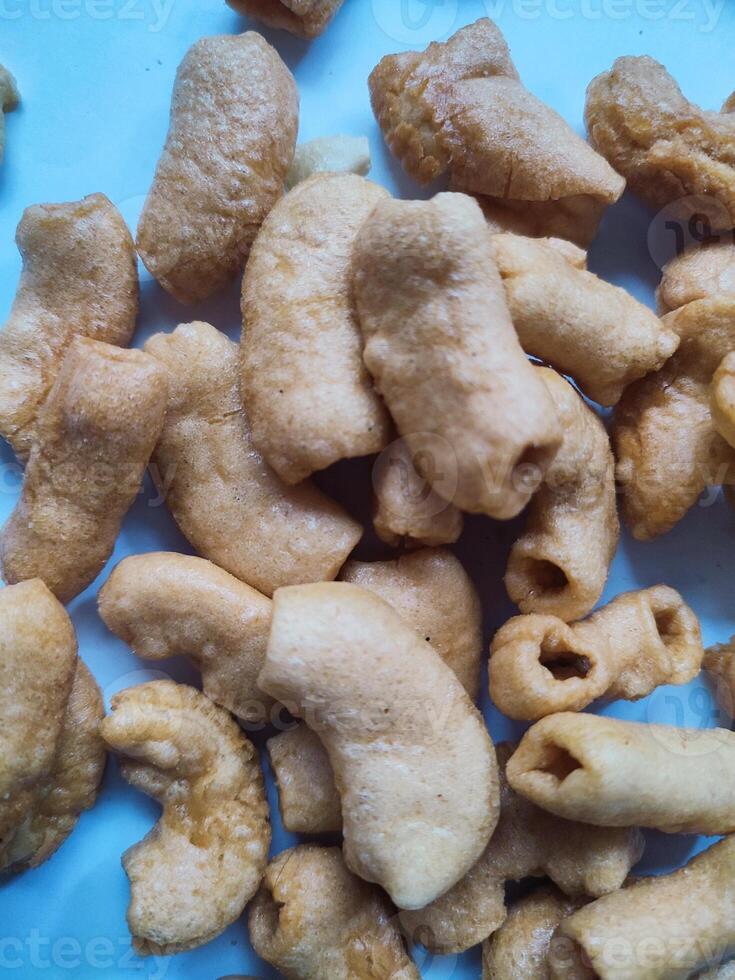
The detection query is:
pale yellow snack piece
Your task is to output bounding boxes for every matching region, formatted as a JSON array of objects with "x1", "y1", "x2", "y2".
[
  {"x1": 0, "y1": 193, "x2": 138, "y2": 461},
  {"x1": 489, "y1": 585, "x2": 703, "y2": 721},
  {"x1": 657, "y1": 241, "x2": 735, "y2": 314},
  {"x1": 0, "y1": 65, "x2": 19, "y2": 163},
  {"x1": 553, "y1": 835, "x2": 735, "y2": 980},
  {"x1": 228, "y1": 0, "x2": 344, "y2": 38},
  {"x1": 505, "y1": 367, "x2": 618, "y2": 622},
  {"x1": 267, "y1": 724, "x2": 342, "y2": 834},
  {"x1": 0, "y1": 339, "x2": 167, "y2": 604},
  {"x1": 241, "y1": 173, "x2": 391, "y2": 483},
  {"x1": 354, "y1": 192, "x2": 561, "y2": 520},
  {"x1": 507, "y1": 712, "x2": 735, "y2": 835},
  {"x1": 258, "y1": 582, "x2": 499, "y2": 910},
  {"x1": 136, "y1": 33, "x2": 298, "y2": 304},
  {"x1": 144, "y1": 321, "x2": 362, "y2": 597},
  {"x1": 285, "y1": 135, "x2": 370, "y2": 188},
  {"x1": 98, "y1": 552, "x2": 273, "y2": 725},
  {"x1": 249, "y1": 845, "x2": 419, "y2": 979},
  {"x1": 101, "y1": 681, "x2": 270, "y2": 956}
]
